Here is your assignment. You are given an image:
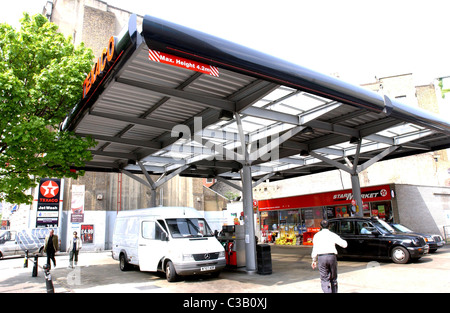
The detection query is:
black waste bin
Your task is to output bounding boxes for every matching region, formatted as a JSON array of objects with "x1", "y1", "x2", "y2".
[{"x1": 256, "y1": 244, "x2": 272, "y2": 275}]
